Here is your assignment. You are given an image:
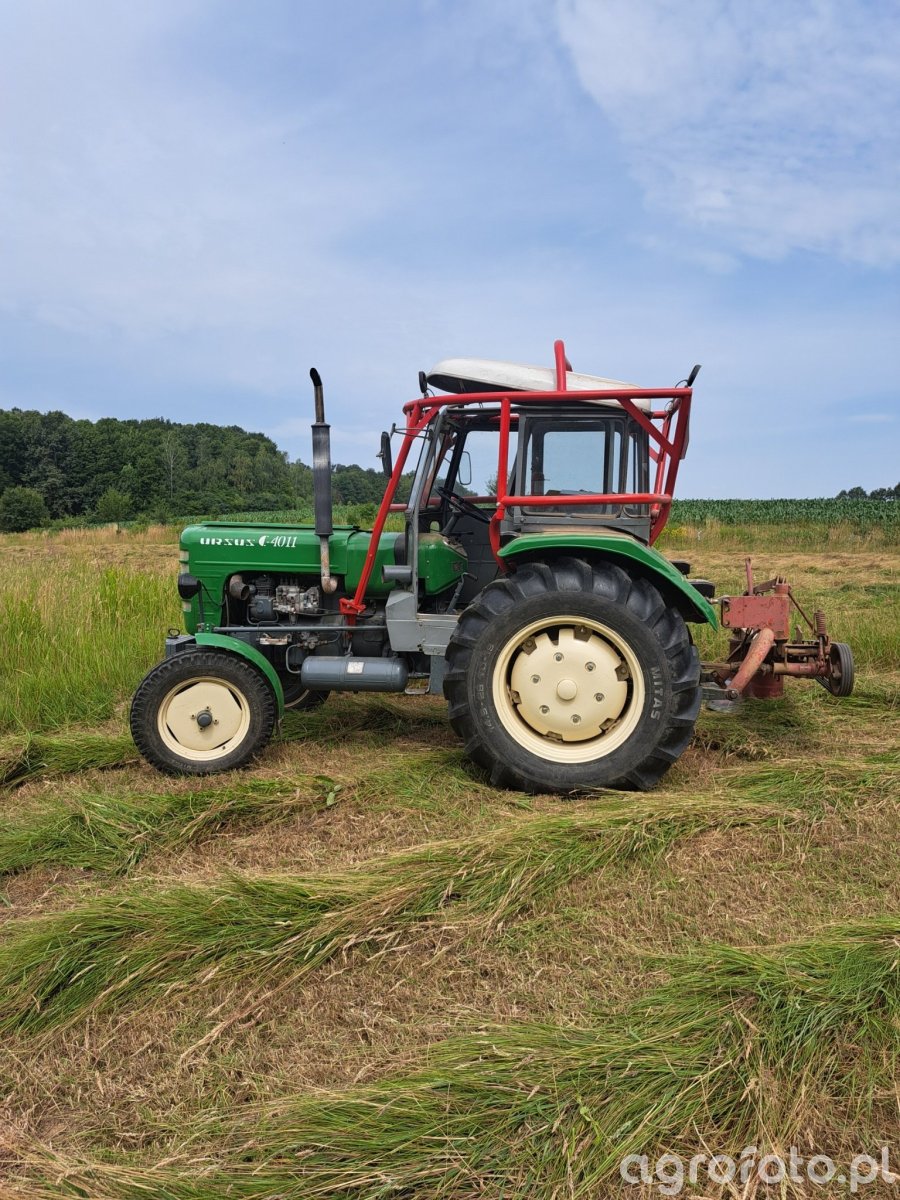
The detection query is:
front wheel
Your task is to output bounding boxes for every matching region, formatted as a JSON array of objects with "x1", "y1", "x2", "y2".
[
  {"x1": 131, "y1": 649, "x2": 277, "y2": 775},
  {"x1": 444, "y1": 557, "x2": 701, "y2": 793}
]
